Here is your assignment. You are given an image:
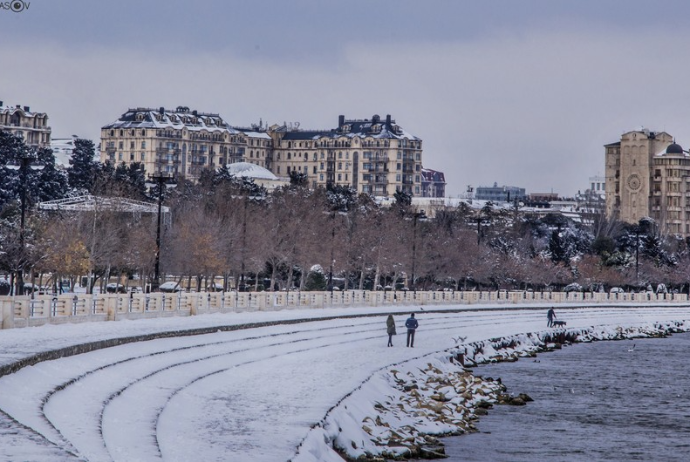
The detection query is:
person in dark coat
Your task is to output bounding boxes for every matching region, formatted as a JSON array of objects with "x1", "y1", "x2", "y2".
[
  {"x1": 386, "y1": 314, "x2": 396, "y2": 347},
  {"x1": 405, "y1": 313, "x2": 419, "y2": 347},
  {"x1": 547, "y1": 307, "x2": 556, "y2": 327}
]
